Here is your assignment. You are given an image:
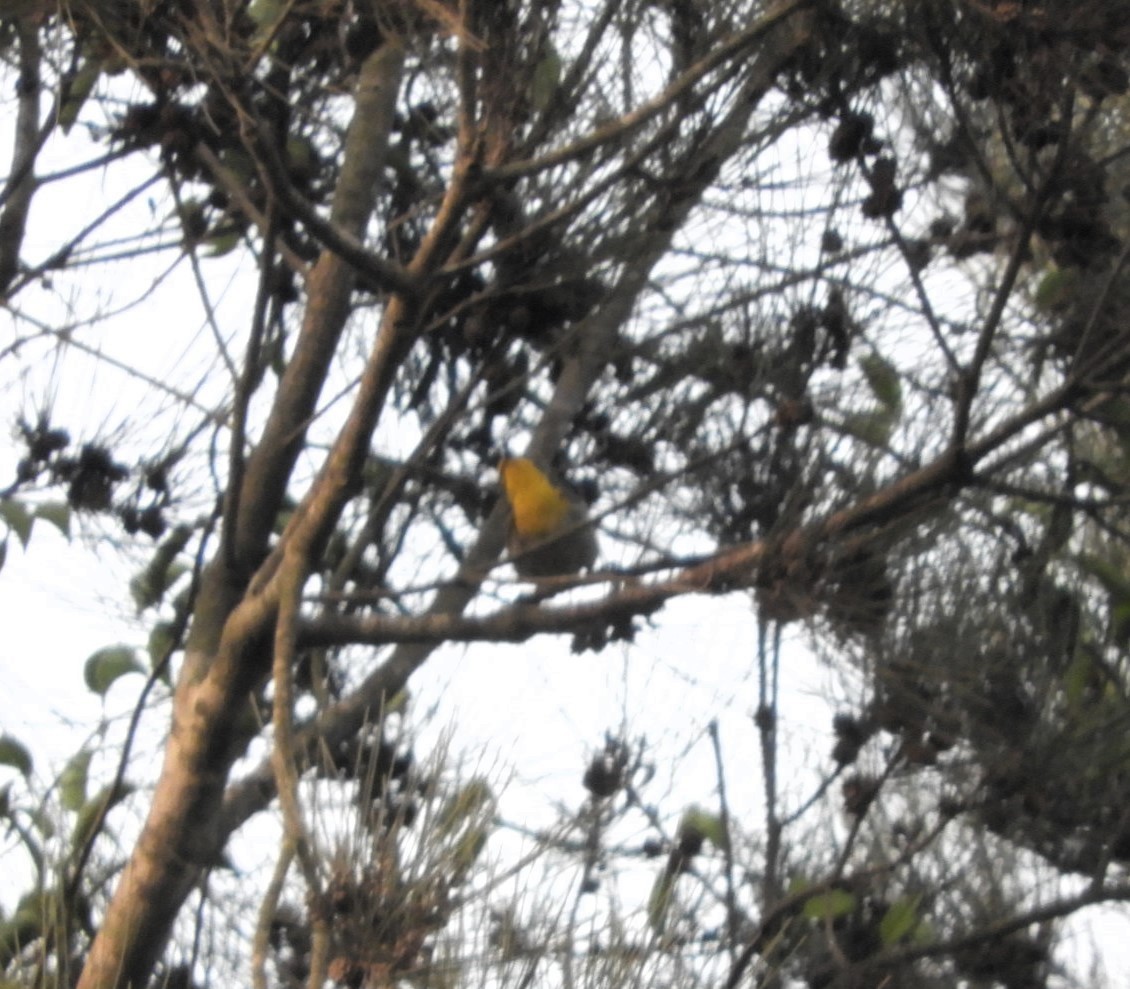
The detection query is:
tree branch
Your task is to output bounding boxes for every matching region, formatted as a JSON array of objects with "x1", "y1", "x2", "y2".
[
  {"x1": 229, "y1": 40, "x2": 407, "y2": 575},
  {"x1": 0, "y1": 21, "x2": 41, "y2": 296}
]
